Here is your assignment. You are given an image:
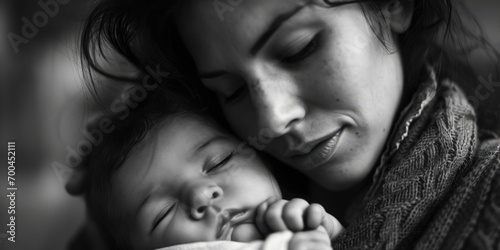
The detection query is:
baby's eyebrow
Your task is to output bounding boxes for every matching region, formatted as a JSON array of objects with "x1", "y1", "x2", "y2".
[
  {"x1": 193, "y1": 135, "x2": 228, "y2": 154},
  {"x1": 135, "y1": 192, "x2": 154, "y2": 228},
  {"x1": 138, "y1": 193, "x2": 152, "y2": 213}
]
